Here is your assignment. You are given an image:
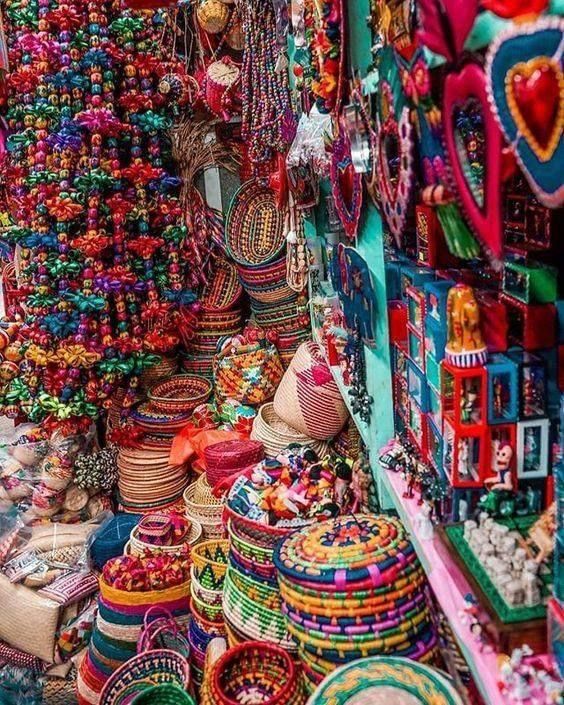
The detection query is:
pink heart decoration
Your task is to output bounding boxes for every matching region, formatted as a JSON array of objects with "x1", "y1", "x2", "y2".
[{"x1": 443, "y1": 62, "x2": 504, "y2": 264}]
